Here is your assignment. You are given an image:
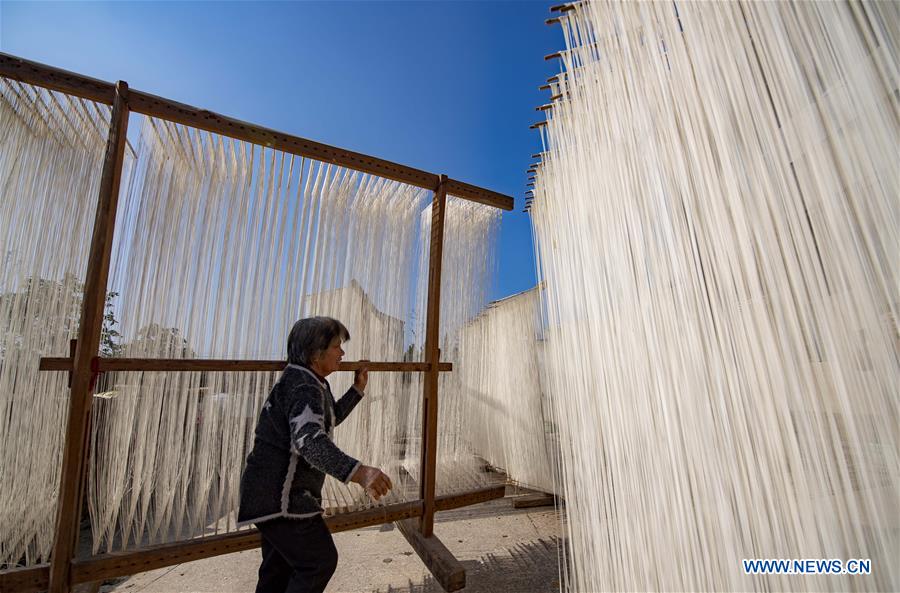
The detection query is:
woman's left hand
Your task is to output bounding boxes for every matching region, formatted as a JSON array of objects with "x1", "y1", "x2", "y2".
[{"x1": 354, "y1": 360, "x2": 369, "y2": 394}]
